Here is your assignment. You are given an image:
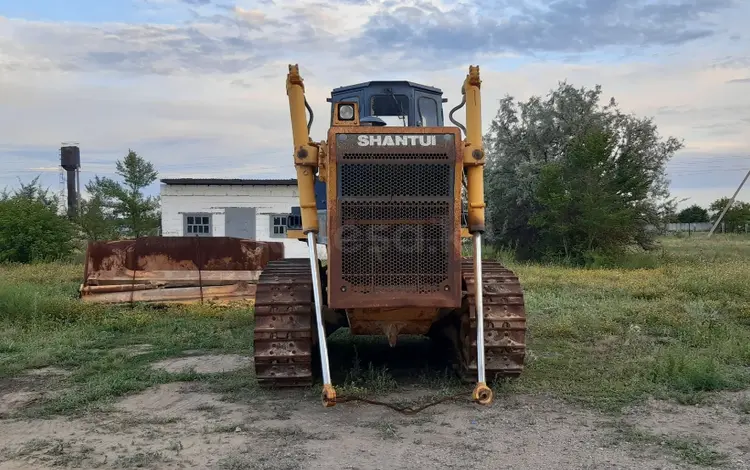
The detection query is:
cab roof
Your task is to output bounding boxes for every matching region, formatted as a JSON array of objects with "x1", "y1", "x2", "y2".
[{"x1": 331, "y1": 80, "x2": 443, "y2": 95}]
